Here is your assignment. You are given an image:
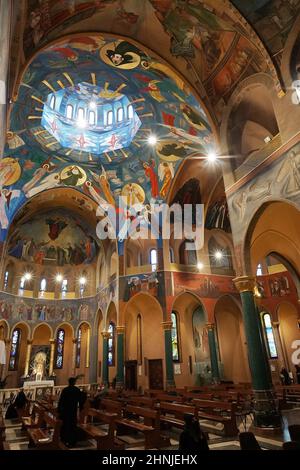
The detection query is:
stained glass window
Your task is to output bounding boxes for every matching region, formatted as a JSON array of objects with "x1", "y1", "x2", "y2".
[
  {"x1": 263, "y1": 313, "x2": 278, "y2": 359},
  {"x1": 106, "y1": 110, "x2": 113, "y2": 126},
  {"x1": 108, "y1": 322, "x2": 115, "y2": 367},
  {"x1": 256, "y1": 264, "x2": 263, "y2": 276},
  {"x1": 55, "y1": 329, "x2": 65, "y2": 369},
  {"x1": 137, "y1": 314, "x2": 142, "y2": 365},
  {"x1": 9, "y1": 328, "x2": 21, "y2": 370},
  {"x1": 4, "y1": 270, "x2": 9, "y2": 290},
  {"x1": 127, "y1": 105, "x2": 133, "y2": 119},
  {"x1": 76, "y1": 327, "x2": 82, "y2": 368},
  {"x1": 171, "y1": 312, "x2": 179, "y2": 362}
]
